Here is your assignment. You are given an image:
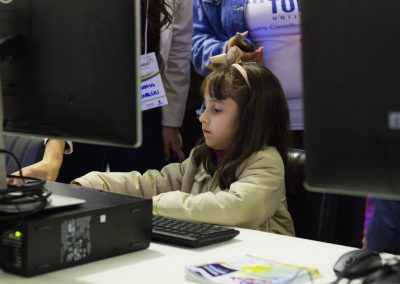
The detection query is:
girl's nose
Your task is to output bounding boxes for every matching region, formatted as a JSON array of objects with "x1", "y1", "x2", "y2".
[
  {"x1": 198, "y1": 109, "x2": 209, "y2": 124},
  {"x1": 197, "y1": 103, "x2": 207, "y2": 123},
  {"x1": 198, "y1": 112, "x2": 205, "y2": 123}
]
